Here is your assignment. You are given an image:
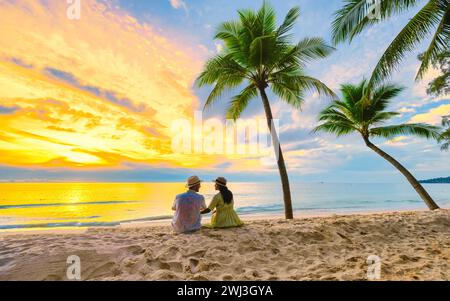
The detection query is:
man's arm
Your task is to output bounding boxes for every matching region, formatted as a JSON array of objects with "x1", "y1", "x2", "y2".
[
  {"x1": 171, "y1": 198, "x2": 177, "y2": 211},
  {"x1": 201, "y1": 195, "x2": 216, "y2": 214},
  {"x1": 200, "y1": 196, "x2": 209, "y2": 214}
]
